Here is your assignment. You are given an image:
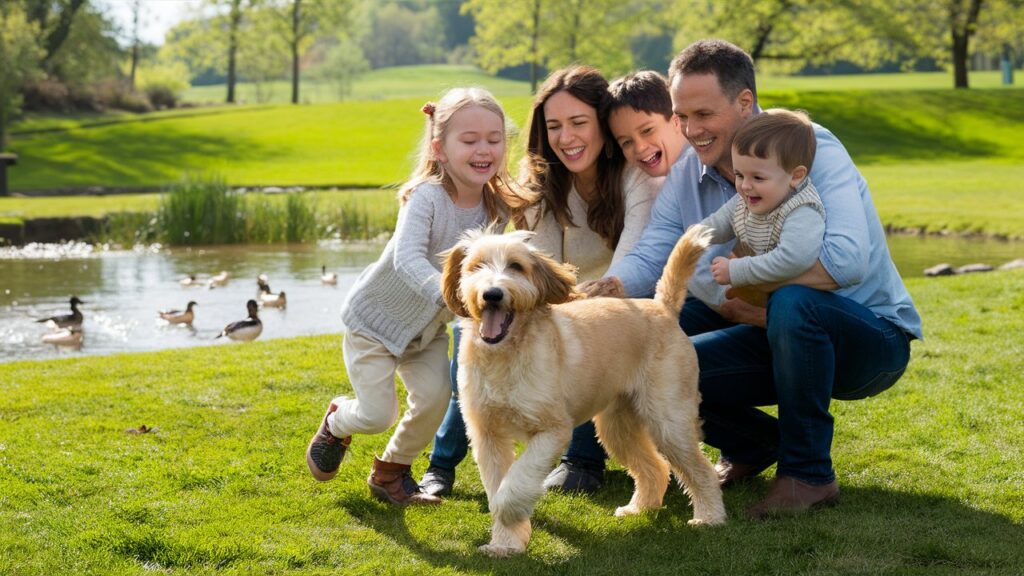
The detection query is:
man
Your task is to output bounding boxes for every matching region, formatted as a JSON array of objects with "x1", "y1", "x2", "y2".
[{"x1": 599, "y1": 39, "x2": 922, "y2": 518}]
